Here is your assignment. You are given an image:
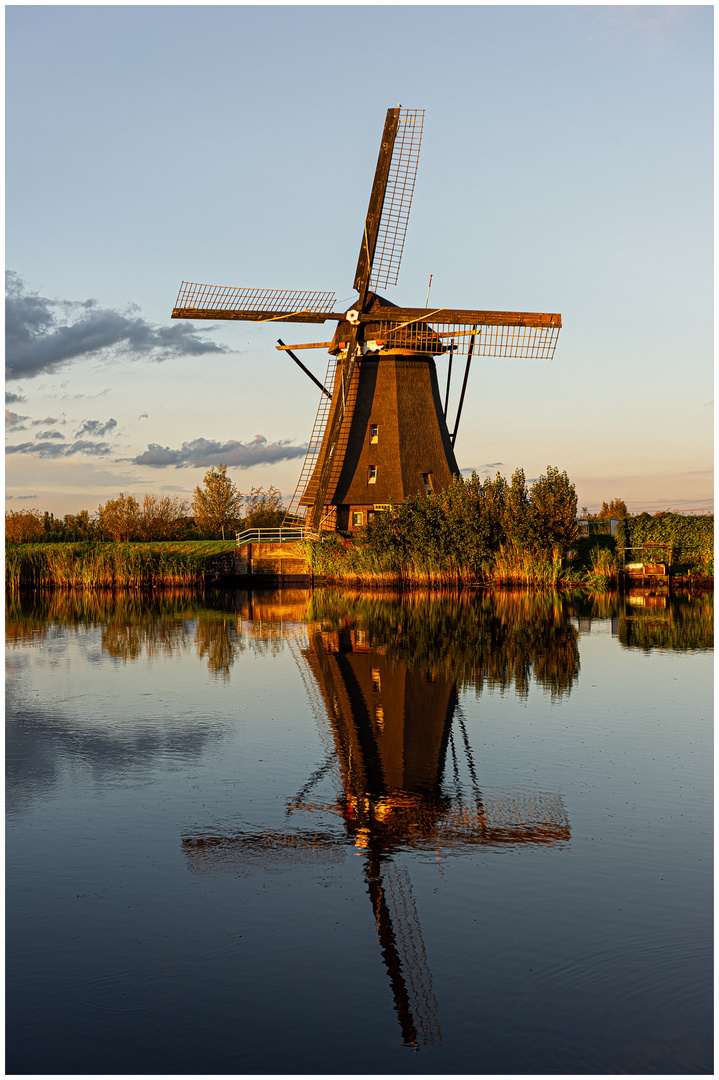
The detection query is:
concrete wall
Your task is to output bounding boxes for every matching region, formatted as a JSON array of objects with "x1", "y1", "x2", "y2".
[{"x1": 236, "y1": 542, "x2": 311, "y2": 577}]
